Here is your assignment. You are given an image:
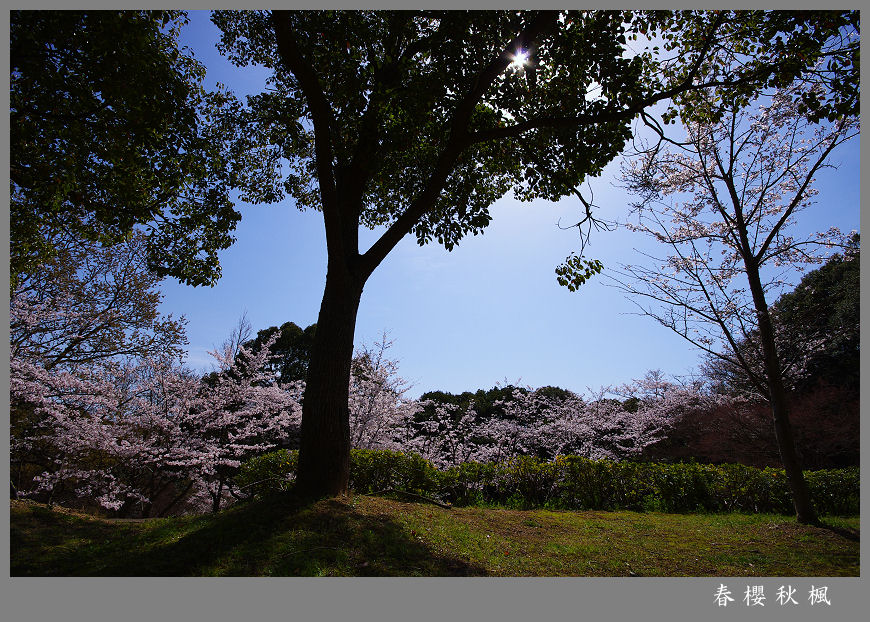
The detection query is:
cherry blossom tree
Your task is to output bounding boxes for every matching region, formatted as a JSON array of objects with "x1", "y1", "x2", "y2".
[
  {"x1": 614, "y1": 83, "x2": 858, "y2": 523},
  {"x1": 481, "y1": 388, "x2": 564, "y2": 462},
  {"x1": 535, "y1": 376, "x2": 695, "y2": 462},
  {"x1": 10, "y1": 232, "x2": 190, "y2": 512},
  {"x1": 10, "y1": 337, "x2": 302, "y2": 515},
  {"x1": 176, "y1": 334, "x2": 303, "y2": 512},
  {"x1": 10, "y1": 232, "x2": 186, "y2": 373},
  {"x1": 10, "y1": 244, "x2": 302, "y2": 514},
  {"x1": 10, "y1": 352, "x2": 200, "y2": 514},
  {"x1": 399, "y1": 400, "x2": 480, "y2": 469},
  {"x1": 385, "y1": 379, "x2": 690, "y2": 468},
  {"x1": 347, "y1": 334, "x2": 417, "y2": 451}
]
